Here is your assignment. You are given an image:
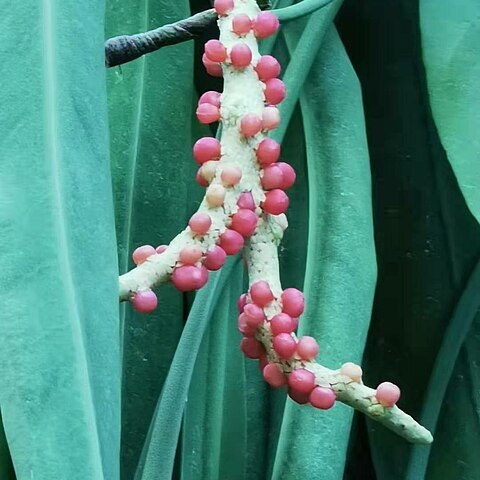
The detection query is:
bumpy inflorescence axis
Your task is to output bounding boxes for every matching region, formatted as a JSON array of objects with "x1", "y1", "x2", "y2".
[{"x1": 117, "y1": 0, "x2": 432, "y2": 444}]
